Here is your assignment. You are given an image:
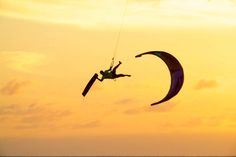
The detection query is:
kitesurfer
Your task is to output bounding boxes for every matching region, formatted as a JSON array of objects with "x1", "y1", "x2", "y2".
[{"x1": 97, "y1": 61, "x2": 131, "y2": 82}]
